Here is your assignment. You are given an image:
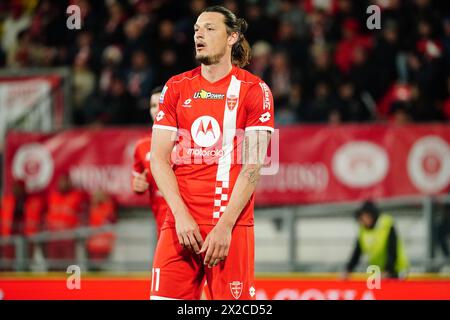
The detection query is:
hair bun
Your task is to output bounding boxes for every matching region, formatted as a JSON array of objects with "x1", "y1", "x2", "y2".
[{"x1": 237, "y1": 18, "x2": 248, "y2": 33}]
